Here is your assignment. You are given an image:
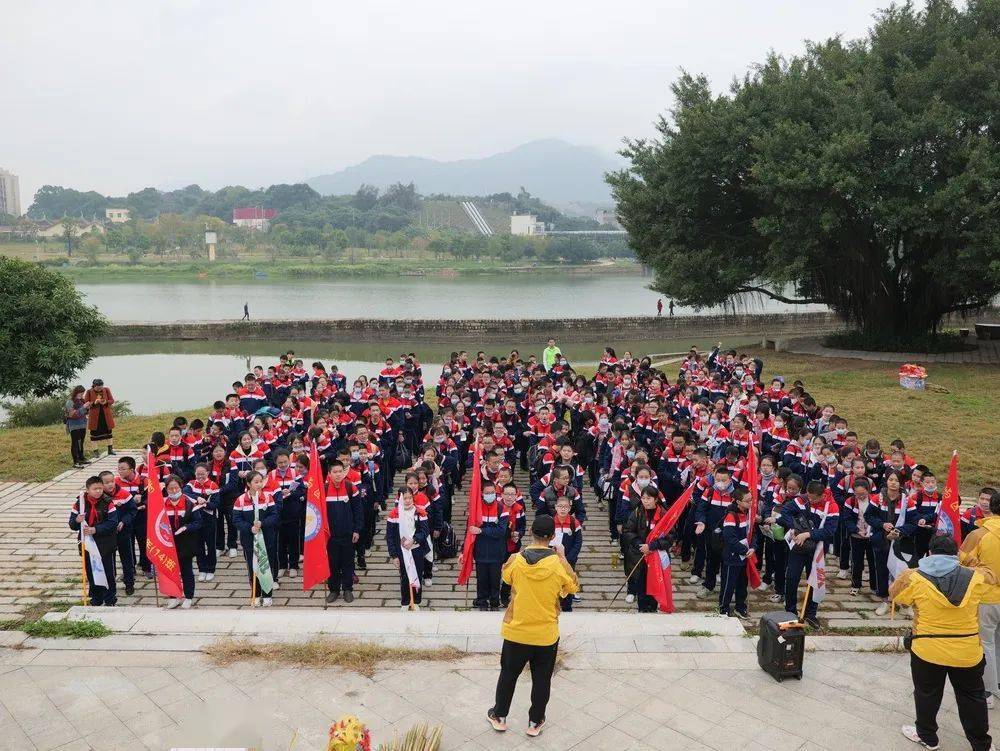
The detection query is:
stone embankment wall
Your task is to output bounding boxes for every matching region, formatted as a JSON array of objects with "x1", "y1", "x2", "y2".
[{"x1": 103, "y1": 311, "x2": 846, "y2": 343}]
